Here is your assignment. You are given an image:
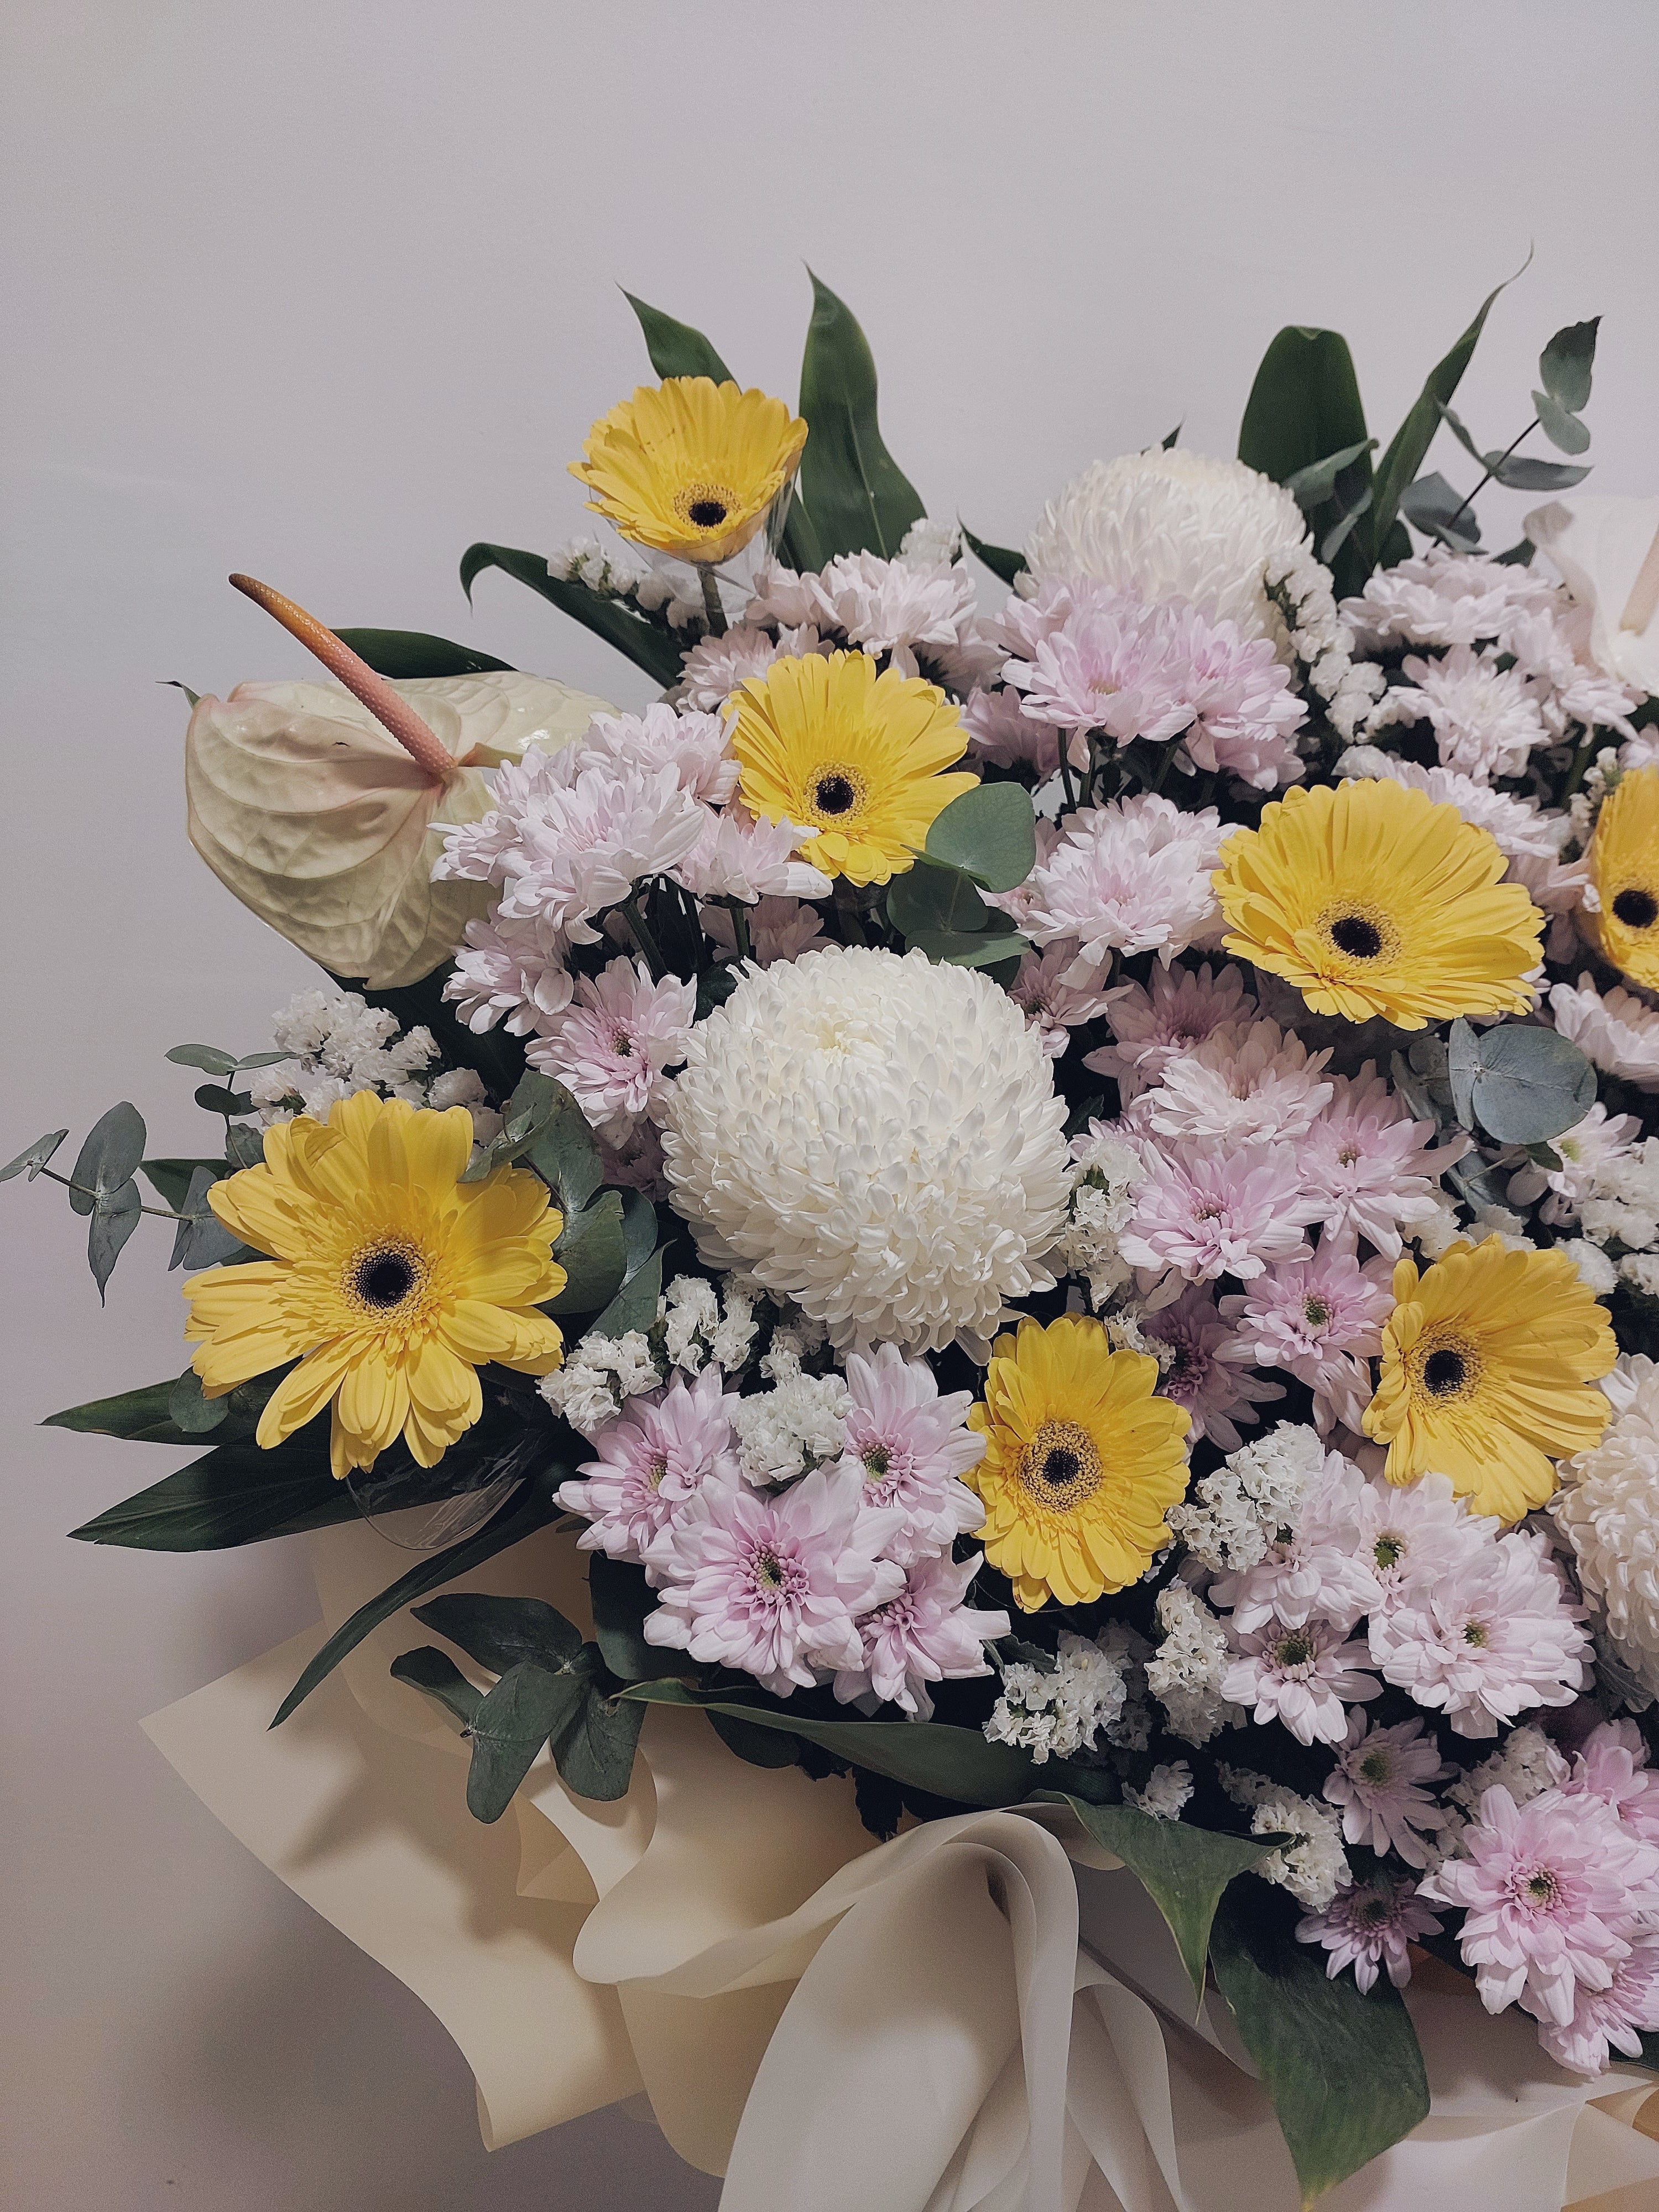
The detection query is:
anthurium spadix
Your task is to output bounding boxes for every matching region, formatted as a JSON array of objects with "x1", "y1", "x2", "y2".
[{"x1": 185, "y1": 577, "x2": 609, "y2": 988}]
